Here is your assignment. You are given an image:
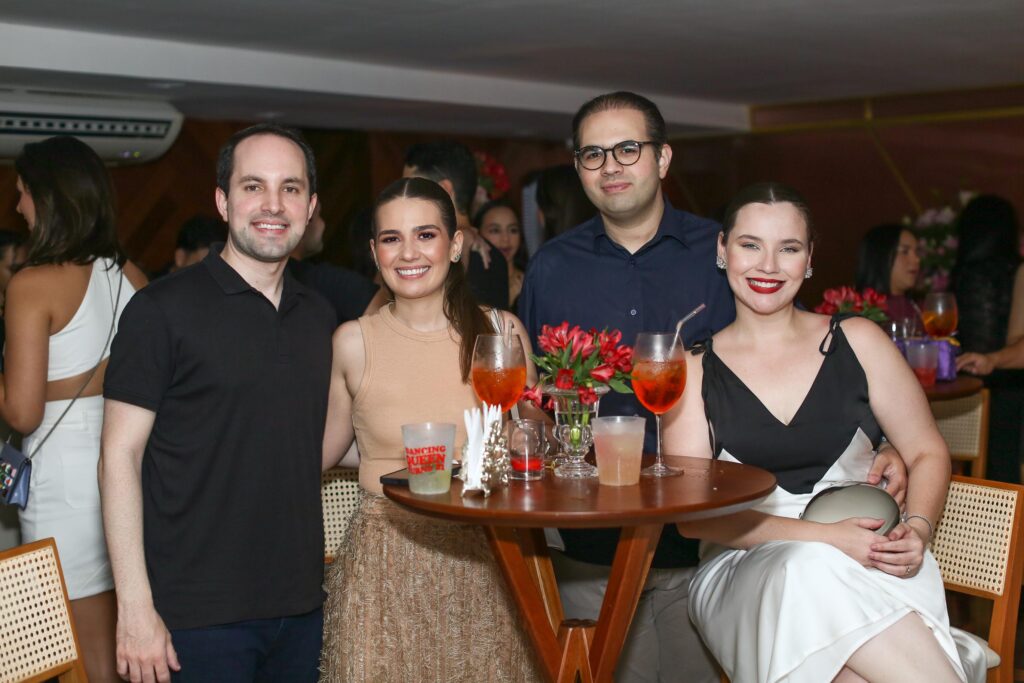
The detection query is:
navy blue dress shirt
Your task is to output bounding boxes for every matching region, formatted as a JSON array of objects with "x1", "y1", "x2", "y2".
[{"x1": 519, "y1": 201, "x2": 736, "y2": 568}]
